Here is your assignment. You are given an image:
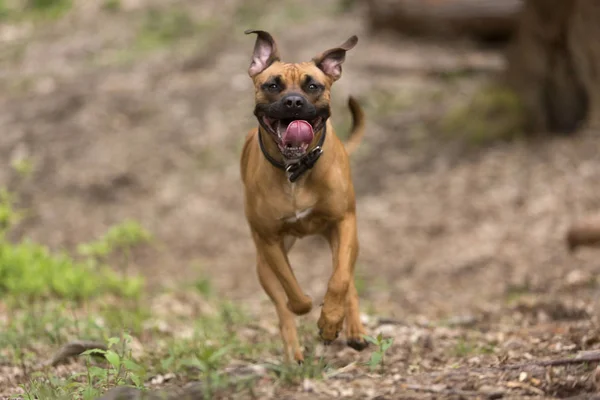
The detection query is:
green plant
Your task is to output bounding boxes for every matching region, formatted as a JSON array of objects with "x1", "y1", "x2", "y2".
[
  {"x1": 453, "y1": 338, "x2": 475, "y2": 357},
  {"x1": 266, "y1": 353, "x2": 332, "y2": 384},
  {"x1": 77, "y1": 219, "x2": 152, "y2": 260},
  {"x1": 11, "y1": 158, "x2": 34, "y2": 179},
  {"x1": 77, "y1": 219, "x2": 152, "y2": 277},
  {"x1": 363, "y1": 333, "x2": 394, "y2": 371},
  {"x1": 0, "y1": 0, "x2": 71, "y2": 21},
  {"x1": 24, "y1": 0, "x2": 72, "y2": 19},
  {"x1": 0, "y1": 189, "x2": 22, "y2": 235},
  {"x1": 19, "y1": 334, "x2": 146, "y2": 399},
  {"x1": 452, "y1": 338, "x2": 496, "y2": 357},
  {"x1": 0, "y1": 189, "x2": 144, "y2": 302},
  {"x1": 81, "y1": 335, "x2": 146, "y2": 389},
  {"x1": 0, "y1": 240, "x2": 143, "y2": 302},
  {"x1": 193, "y1": 277, "x2": 212, "y2": 297}
]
